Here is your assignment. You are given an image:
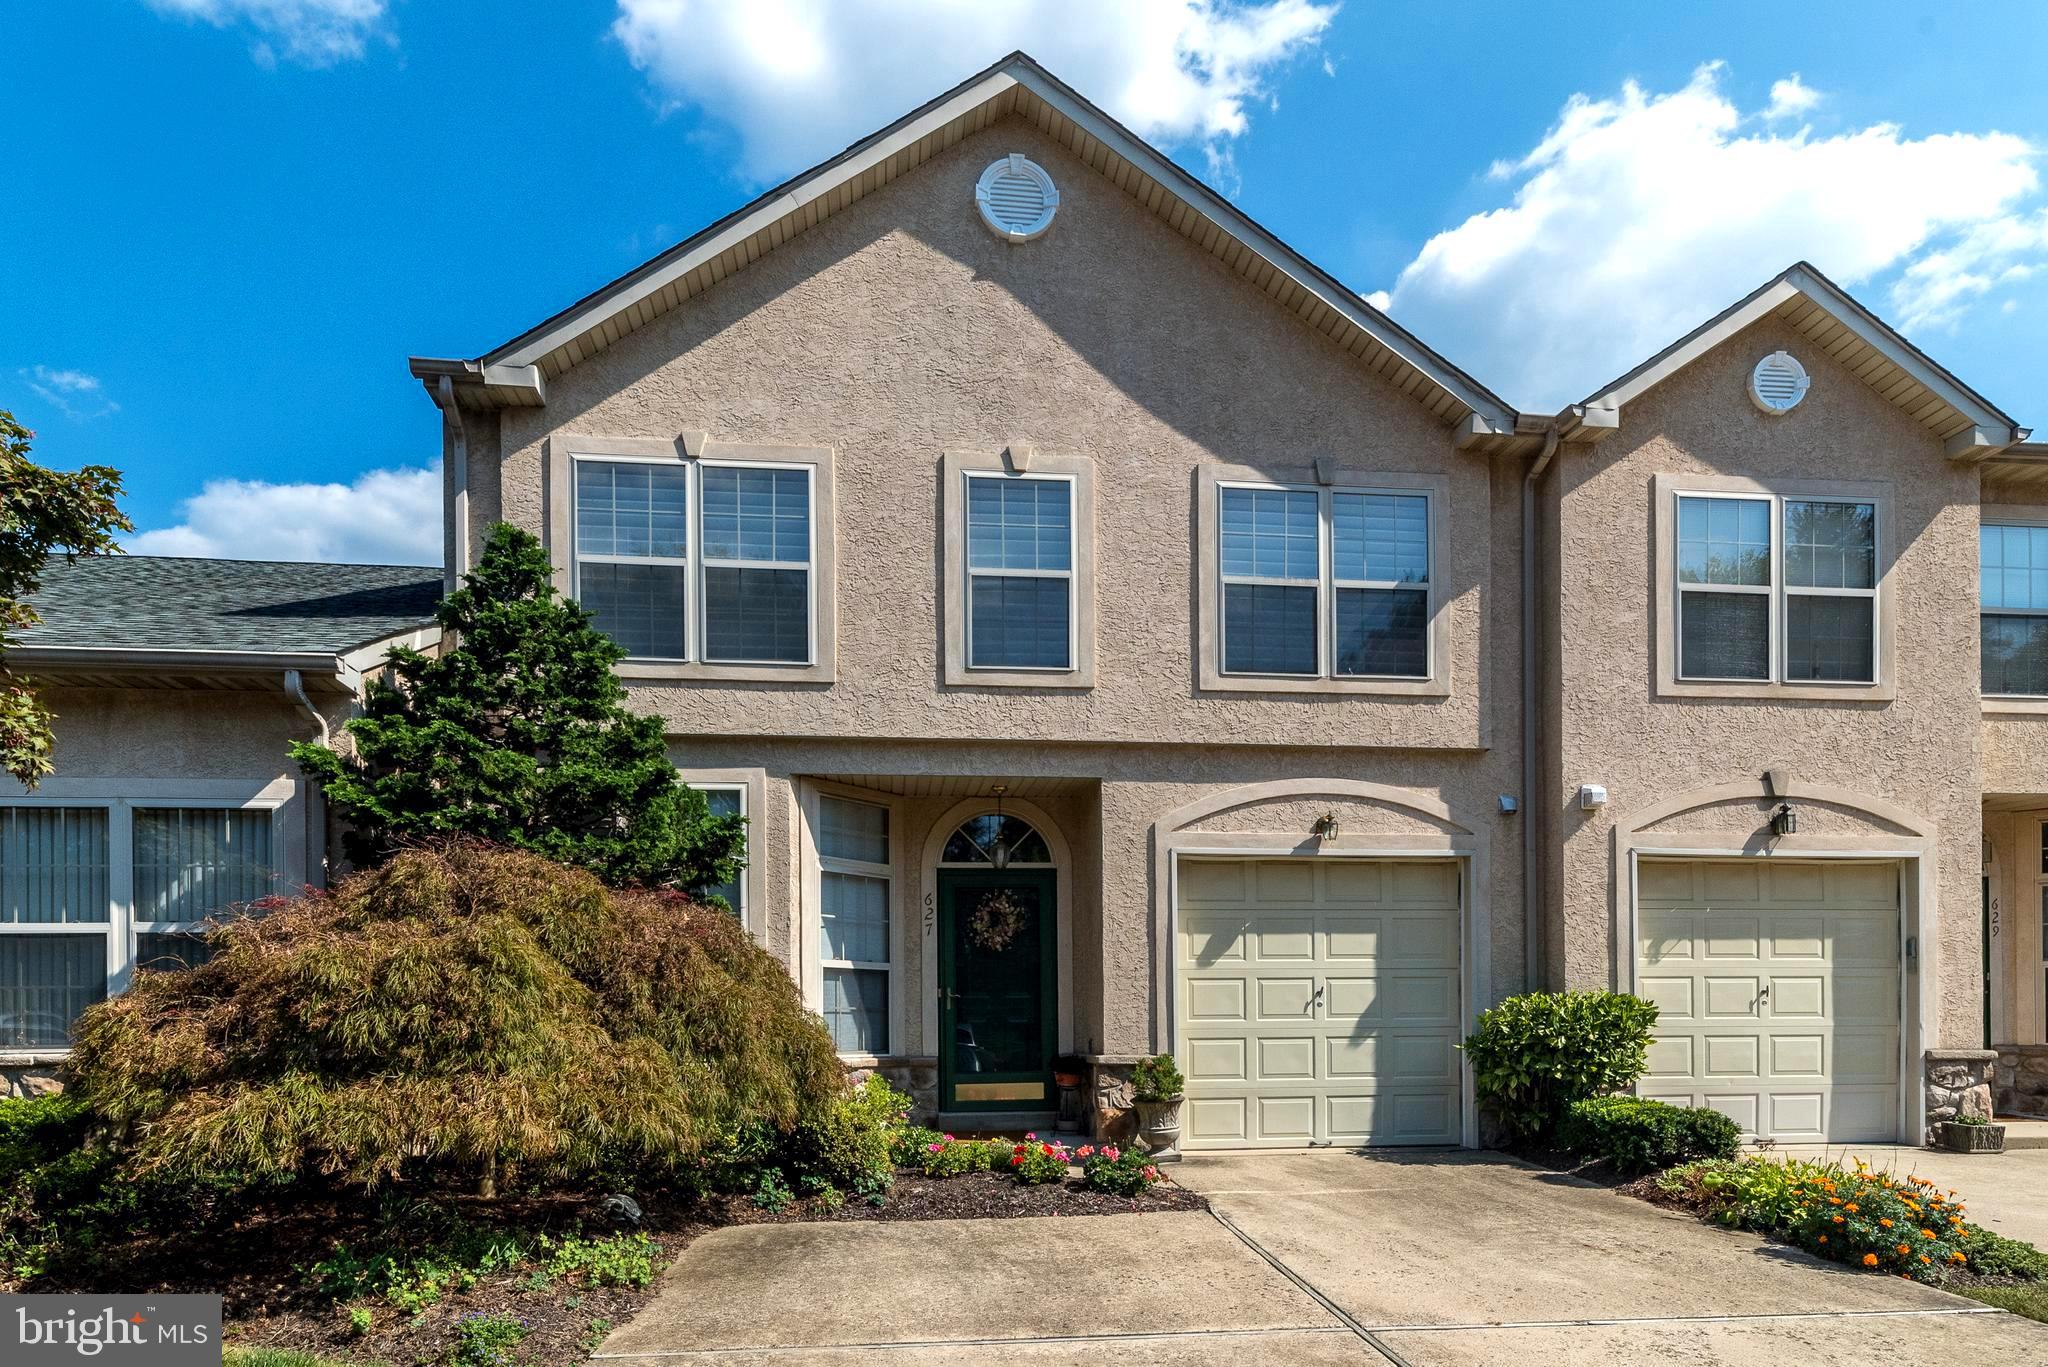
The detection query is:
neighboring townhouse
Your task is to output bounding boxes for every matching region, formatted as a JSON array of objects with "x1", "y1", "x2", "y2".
[
  {"x1": 0, "y1": 556, "x2": 439, "y2": 1096},
  {"x1": 404, "y1": 53, "x2": 2045, "y2": 1148},
  {"x1": 11, "y1": 55, "x2": 2037, "y2": 1151}
]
